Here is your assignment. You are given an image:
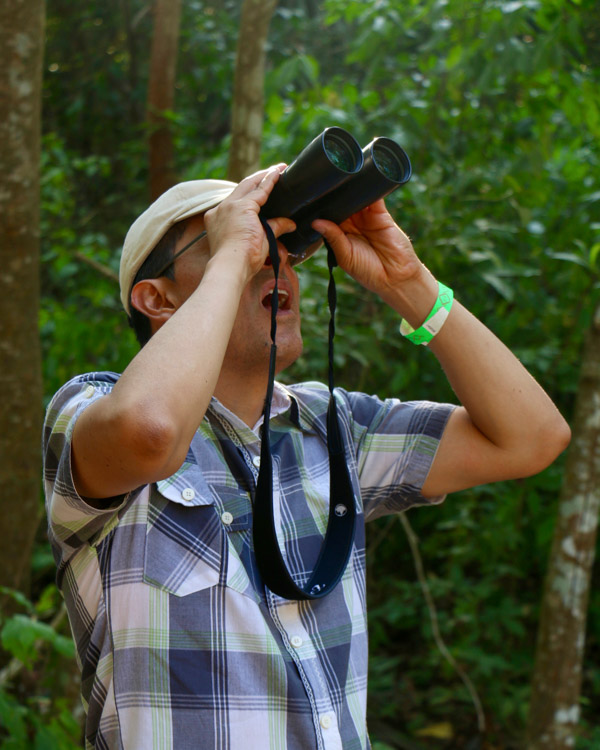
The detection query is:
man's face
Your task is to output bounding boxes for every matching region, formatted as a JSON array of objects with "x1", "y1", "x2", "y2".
[{"x1": 172, "y1": 215, "x2": 303, "y2": 378}]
